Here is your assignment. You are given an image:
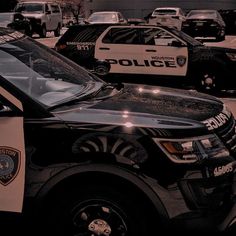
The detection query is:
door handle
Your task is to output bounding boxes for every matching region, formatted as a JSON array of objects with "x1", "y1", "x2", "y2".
[
  {"x1": 99, "y1": 47, "x2": 110, "y2": 50},
  {"x1": 145, "y1": 49, "x2": 156, "y2": 52}
]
